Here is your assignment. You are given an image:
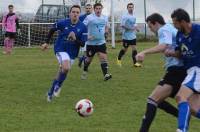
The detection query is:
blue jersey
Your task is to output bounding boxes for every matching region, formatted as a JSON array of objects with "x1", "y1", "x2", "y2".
[
  {"x1": 158, "y1": 24, "x2": 183, "y2": 69},
  {"x1": 176, "y1": 24, "x2": 200, "y2": 69},
  {"x1": 53, "y1": 19, "x2": 87, "y2": 59},
  {"x1": 83, "y1": 13, "x2": 108, "y2": 45},
  {"x1": 79, "y1": 14, "x2": 88, "y2": 22},
  {"x1": 121, "y1": 12, "x2": 137, "y2": 40}
]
